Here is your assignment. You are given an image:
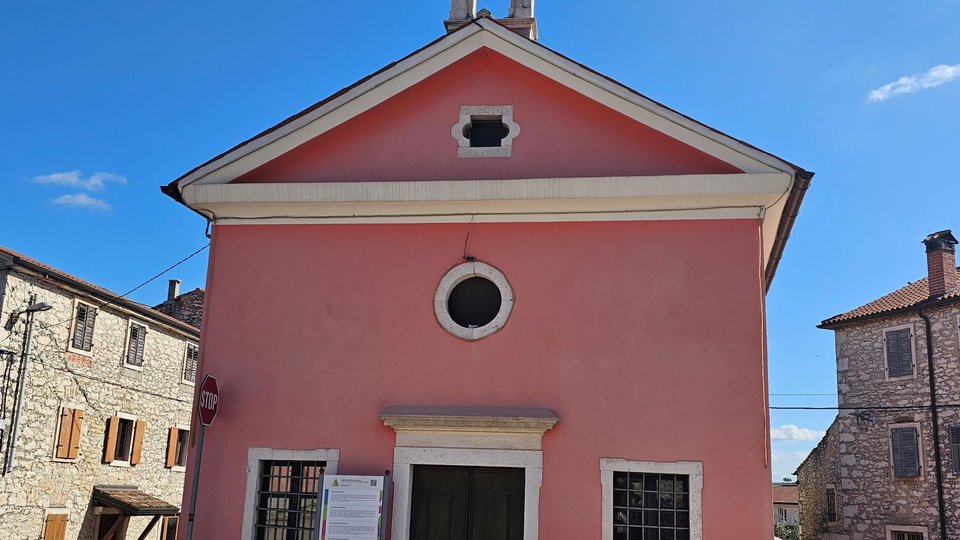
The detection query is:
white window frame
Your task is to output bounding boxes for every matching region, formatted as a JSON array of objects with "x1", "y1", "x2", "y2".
[
  {"x1": 171, "y1": 423, "x2": 191, "y2": 472},
  {"x1": 826, "y1": 483, "x2": 838, "y2": 525},
  {"x1": 886, "y1": 524, "x2": 928, "y2": 539},
  {"x1": 450, "y1": 105, "x2": 521, "y2": 158},
  {"x1": 240, "y1": 447, "x2": 340, "y2": 540},
  {"x1": 600, "y1": 458, "x2": 703, "y2": 540},
  {"x1": 109, "y1": 411, "x2": 138, "y2": 468},
  {"x1": 889, "y1": 422, "x2": 924, "y2": 480},
  {"x1": 434, "y1": 261, "x2": 514, "y2": 341},
  {"x1": 122, "y1": 319, "x2": 149, "y2": 371},
  {"x1": 66, "y1": 299, "x2": 96, "y2": 356},
  {"x1": 181, "y1": 342, "x2": 199, "y2": 386},
  {"x1": 50, "y1": 401, "x2": 85, "y2": 463},
  {"x1": 882, "y1": 323, "x2": 917, "y2": 381}
]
